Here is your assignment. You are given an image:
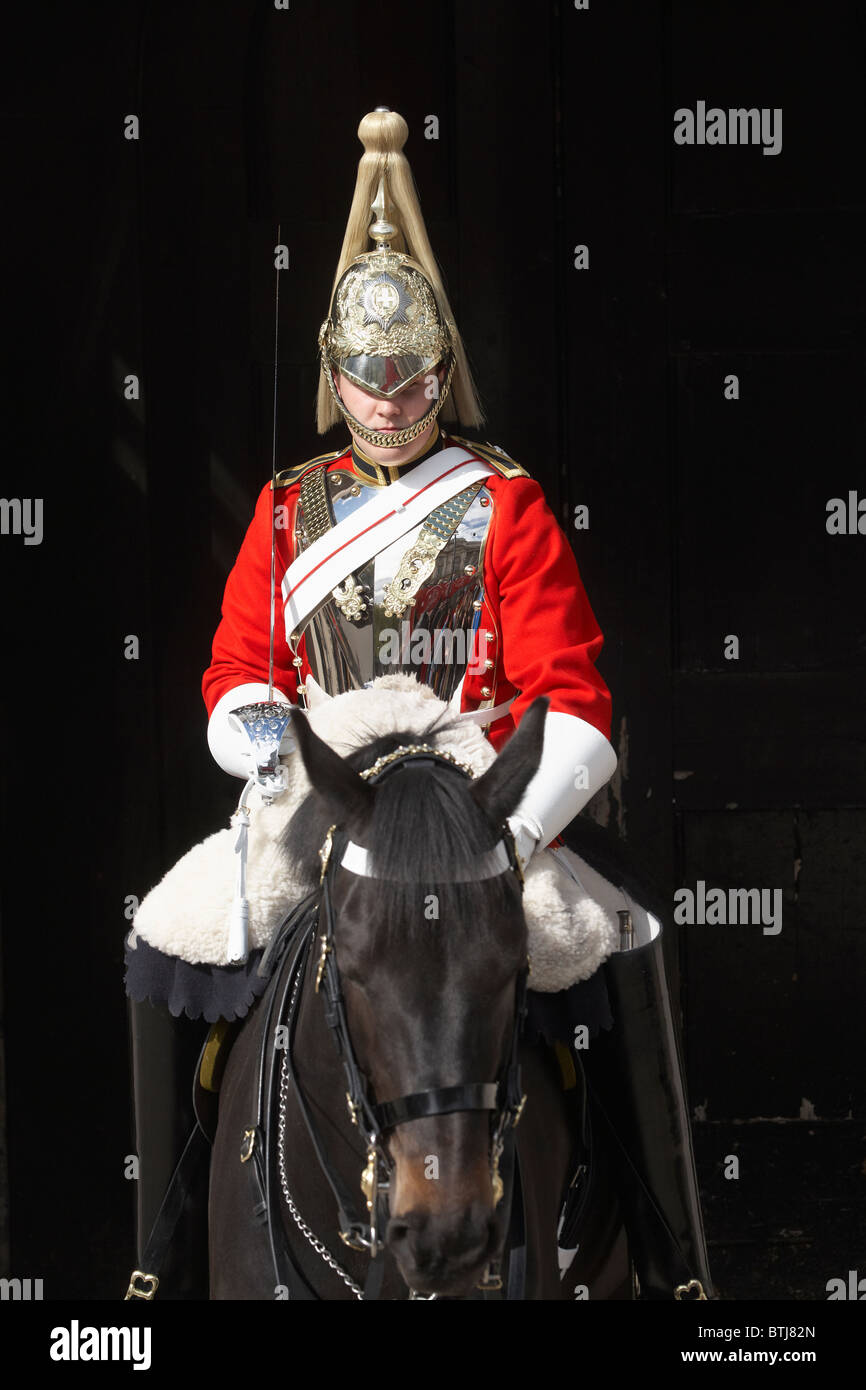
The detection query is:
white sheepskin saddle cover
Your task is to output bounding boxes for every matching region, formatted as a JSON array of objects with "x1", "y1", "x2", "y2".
[{"x1": 129, "y1": 676, "x2": 619, "y2": 992}]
